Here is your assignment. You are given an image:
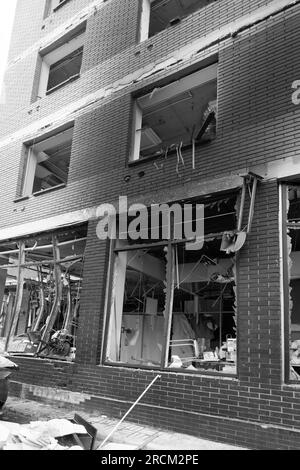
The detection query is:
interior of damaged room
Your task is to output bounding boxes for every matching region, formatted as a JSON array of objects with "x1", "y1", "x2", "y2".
[
  {"x1": 0, "y1": 224, "x2": 87, "y2": 361},
  {"x1": 104, "y1": 190, "x2": 252, "y2": 376},
  {"x1": 284, "y1": 185, "x2": 300, "y2": 381}
]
